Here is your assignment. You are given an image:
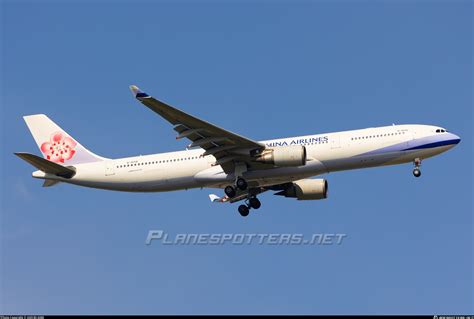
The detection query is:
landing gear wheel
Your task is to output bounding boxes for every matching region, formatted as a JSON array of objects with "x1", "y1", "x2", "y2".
[
  {"x1": 236, "y1": 178, "x2": 248, "y2": 191},
  {"x1": 248, "y1": 197, "x2": 261, "y2": 209},
  {"x1": 224, "y1": 185, "x2": 236, "y2": 198},
  {"x1": 413, "y1": 168, "x2": 421, "y2": 178},
  {"x1": 238, "y1": 205, "x2": 250, "y2": 217}
]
